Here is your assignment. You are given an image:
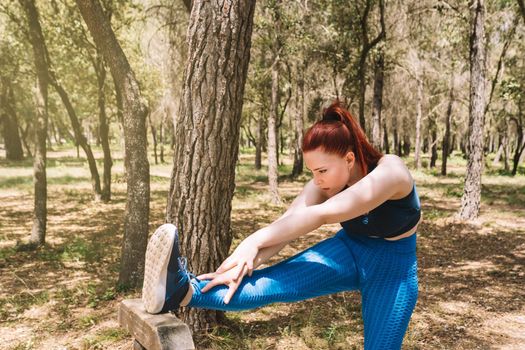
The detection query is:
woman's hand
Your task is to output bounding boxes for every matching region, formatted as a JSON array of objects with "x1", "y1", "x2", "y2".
[
  {"x1": 197, "y1": 264, "x2": 249, "y2": 304},
  {"x1": 216, "y1": 237, "x2": 260, "y2": 279}
]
